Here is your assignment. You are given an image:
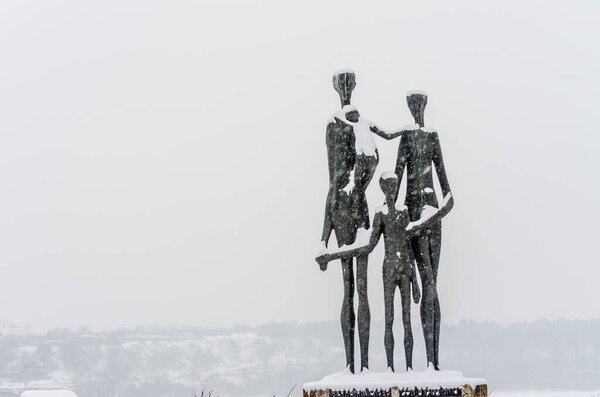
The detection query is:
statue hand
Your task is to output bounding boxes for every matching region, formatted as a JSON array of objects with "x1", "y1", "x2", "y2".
[
  {"x1": 412, "y1": 280, "x2": 421, "y2": 304},
  {"x1": 315, "y1": 254, "x2": 330, "y2": 271}
]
